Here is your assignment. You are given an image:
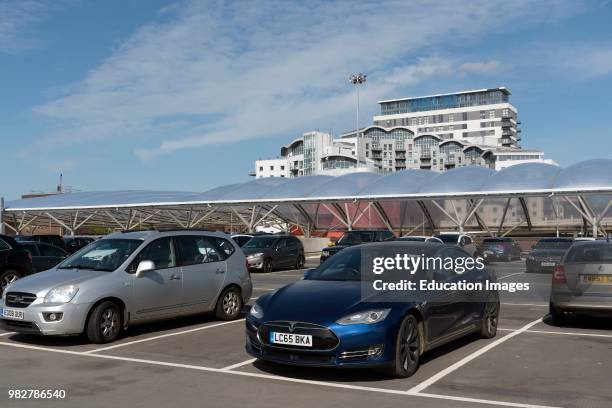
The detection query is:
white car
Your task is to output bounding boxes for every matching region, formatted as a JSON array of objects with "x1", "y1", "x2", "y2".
[{"x1": 397, "y1": 235, "x2": 443, "y2": 243}]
